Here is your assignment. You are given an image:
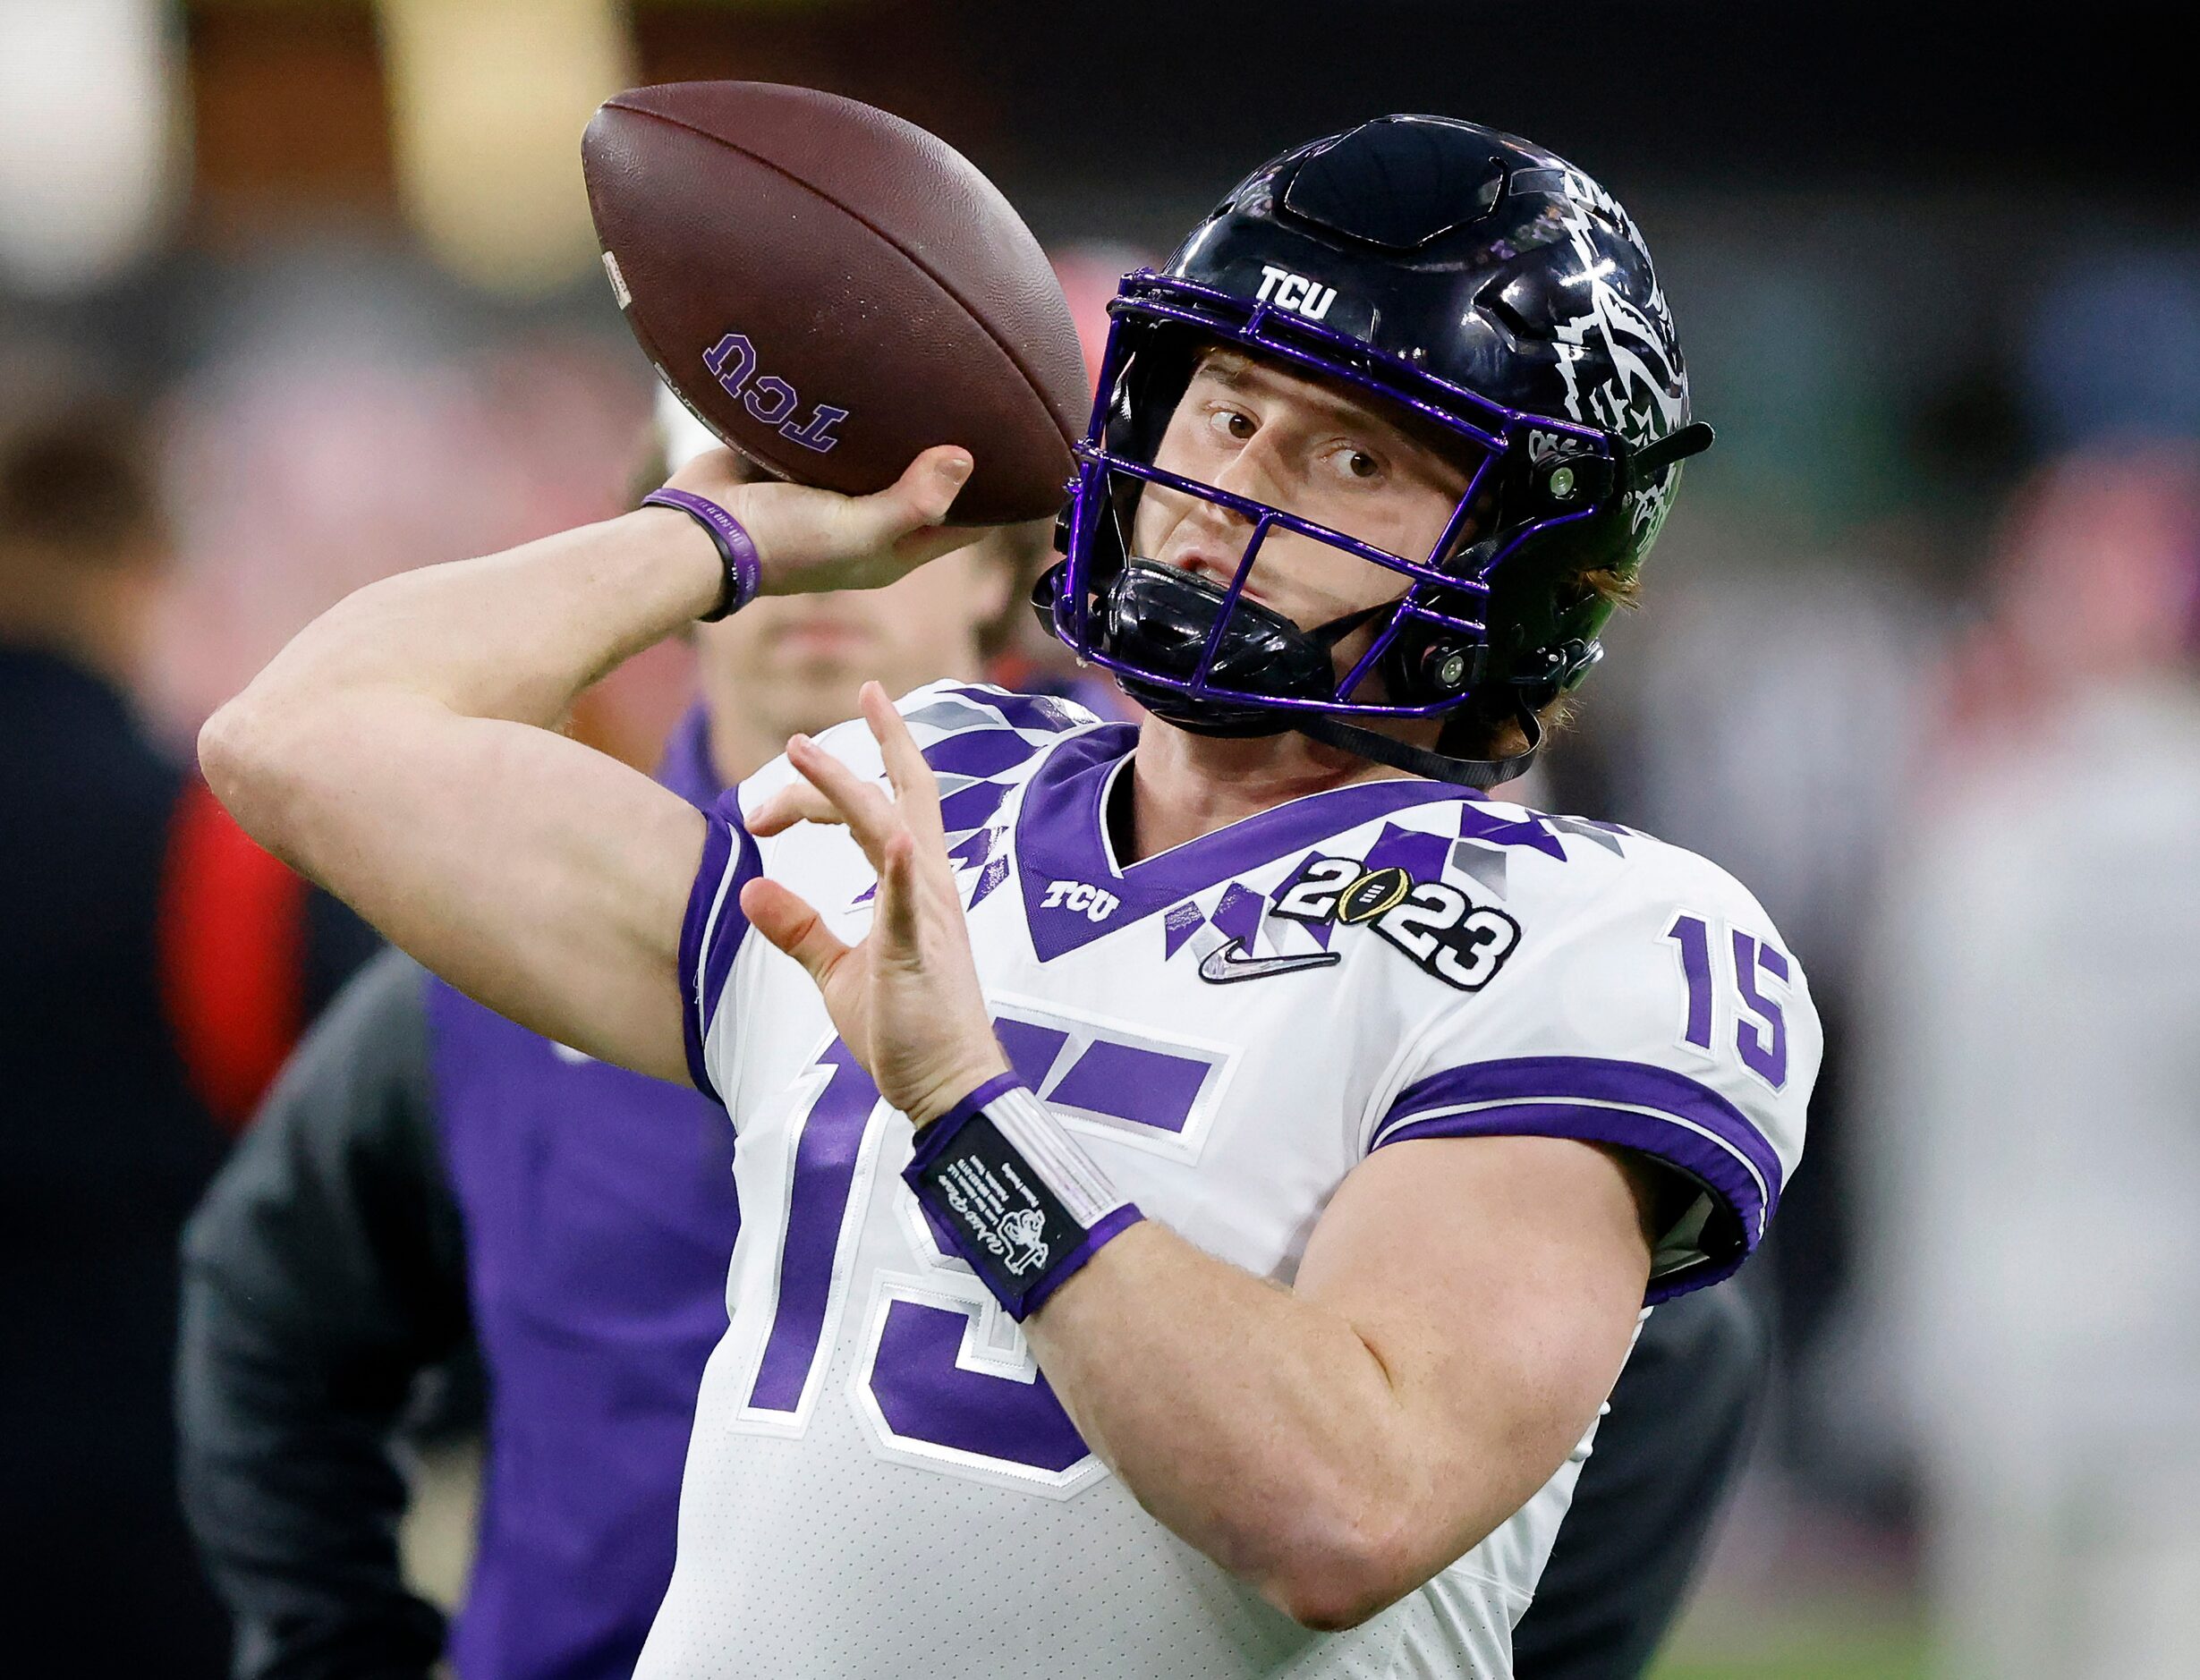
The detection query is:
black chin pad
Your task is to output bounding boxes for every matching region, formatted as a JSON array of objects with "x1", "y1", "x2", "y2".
[{"x1": 1102, "y1": 561, "x2": 1338, "y2": 701}]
